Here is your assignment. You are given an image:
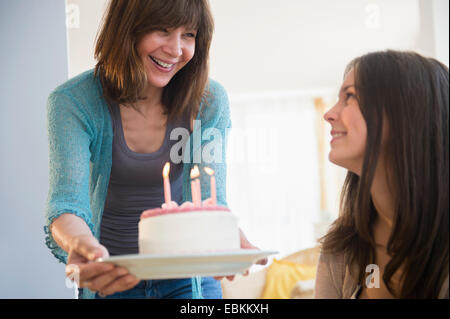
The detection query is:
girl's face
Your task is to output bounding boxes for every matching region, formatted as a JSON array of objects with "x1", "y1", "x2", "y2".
[
  {"x1": 324, "y1": 68, "x2": 367, "y2": 175},
  {"x1": 137, "y1": 25, "x2": 197, "y2": 90}
]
